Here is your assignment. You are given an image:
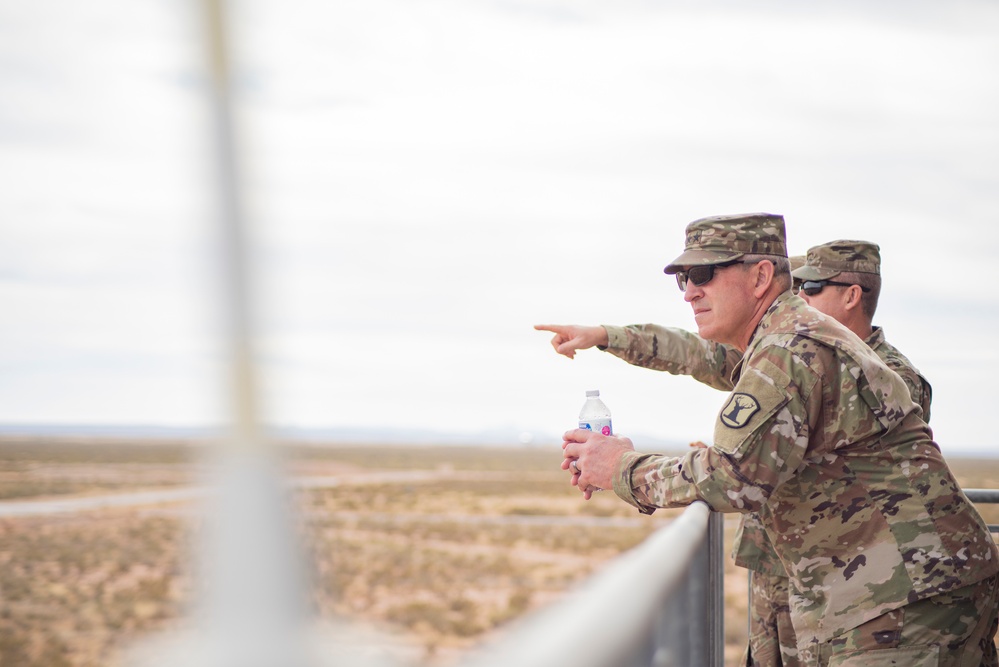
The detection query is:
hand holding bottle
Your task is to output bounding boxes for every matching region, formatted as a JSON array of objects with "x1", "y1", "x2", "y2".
[{"x1": 562, "y1": 427, "x2": 634, "y2": 500}]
